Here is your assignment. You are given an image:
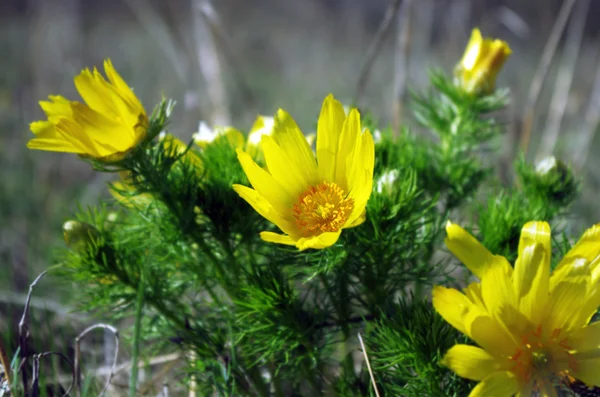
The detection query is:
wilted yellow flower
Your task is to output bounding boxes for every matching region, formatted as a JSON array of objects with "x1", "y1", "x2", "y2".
[
  {"x1": 233, "y1": 94, "x2": 374, "y2": 250},
  {"x1": 27, "y1": 59, "x2": 148, "y2": 162},
  {"x1": 193, "y1": 121, "x2": 245, "y2": 150},
  {"x1": 434, "y1": 221, "x2": 600, "y2": 396},
  {"x1": 455, "y1": 28, "x2": 511, "y2": 95}
]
